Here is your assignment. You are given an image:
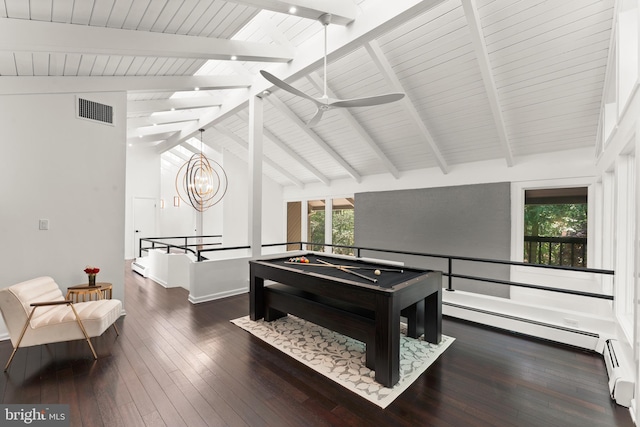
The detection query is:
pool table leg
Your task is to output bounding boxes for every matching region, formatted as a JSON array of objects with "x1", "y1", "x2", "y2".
[
  {"x1": 402, "y1": 301, "x2": 424, "y2": 339},
  {"x1": 250, "y1": 272, "x2": 264, "y2": 321},
  {"x1": 265, "y1": 308, "x2": 286, "y2": 321},
  {"x1": 423, "y1": 286, "x2": 442, "y2": 344},
  {"x1": 375, "y1": 295, "x2": 401, "y2": 387}
]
